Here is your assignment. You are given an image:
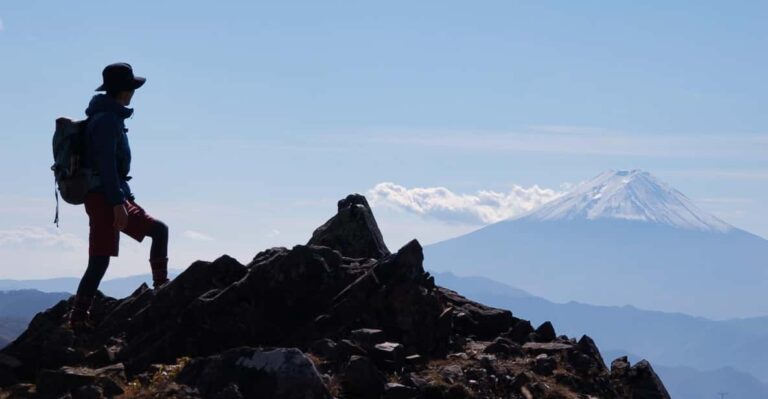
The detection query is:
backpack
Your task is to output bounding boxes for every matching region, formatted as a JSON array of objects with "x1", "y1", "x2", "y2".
[{"x1": 51, "y1": 117, "x2": 92, "y2": 226}]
